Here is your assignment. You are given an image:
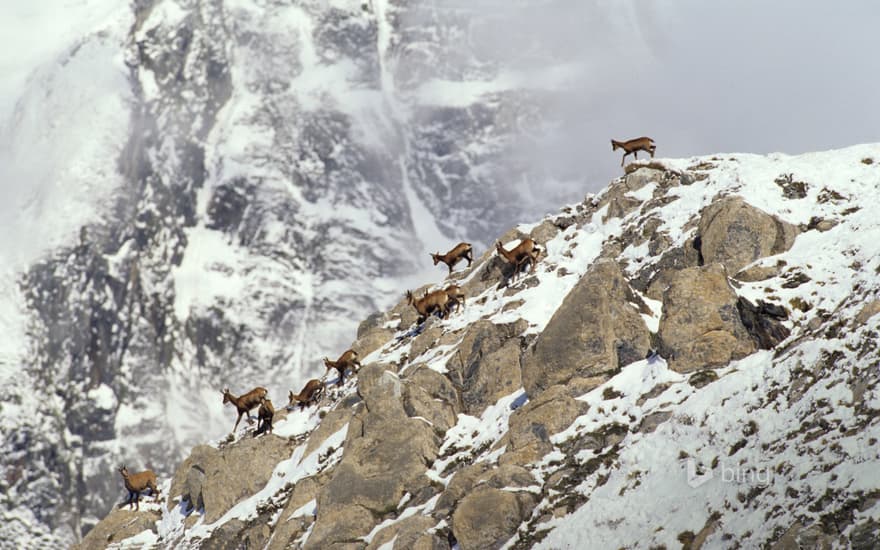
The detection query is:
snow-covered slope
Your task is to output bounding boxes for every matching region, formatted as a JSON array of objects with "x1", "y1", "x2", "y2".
[
  {"x1": 77, "y1": 144, "x2": 880, "y2": 549},
  {"x1": 1, "y1": 0, "x2": 630, "y2": 545}
]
